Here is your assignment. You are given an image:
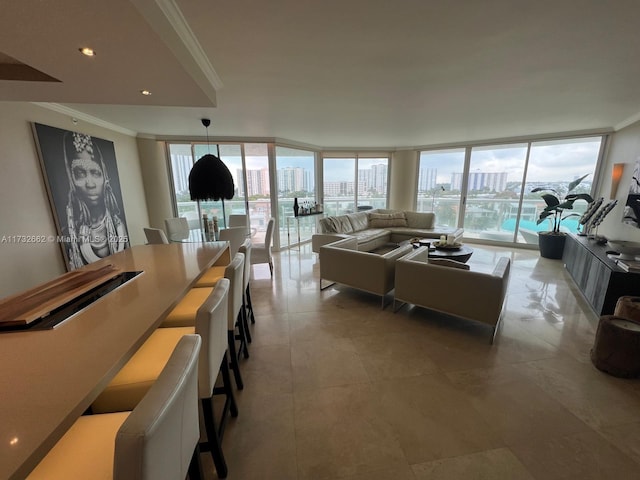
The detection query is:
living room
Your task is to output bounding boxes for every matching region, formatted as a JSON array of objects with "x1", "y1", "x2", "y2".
[{"x1": 2, "y1": 1, "x2": 640, "y2": 479}]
